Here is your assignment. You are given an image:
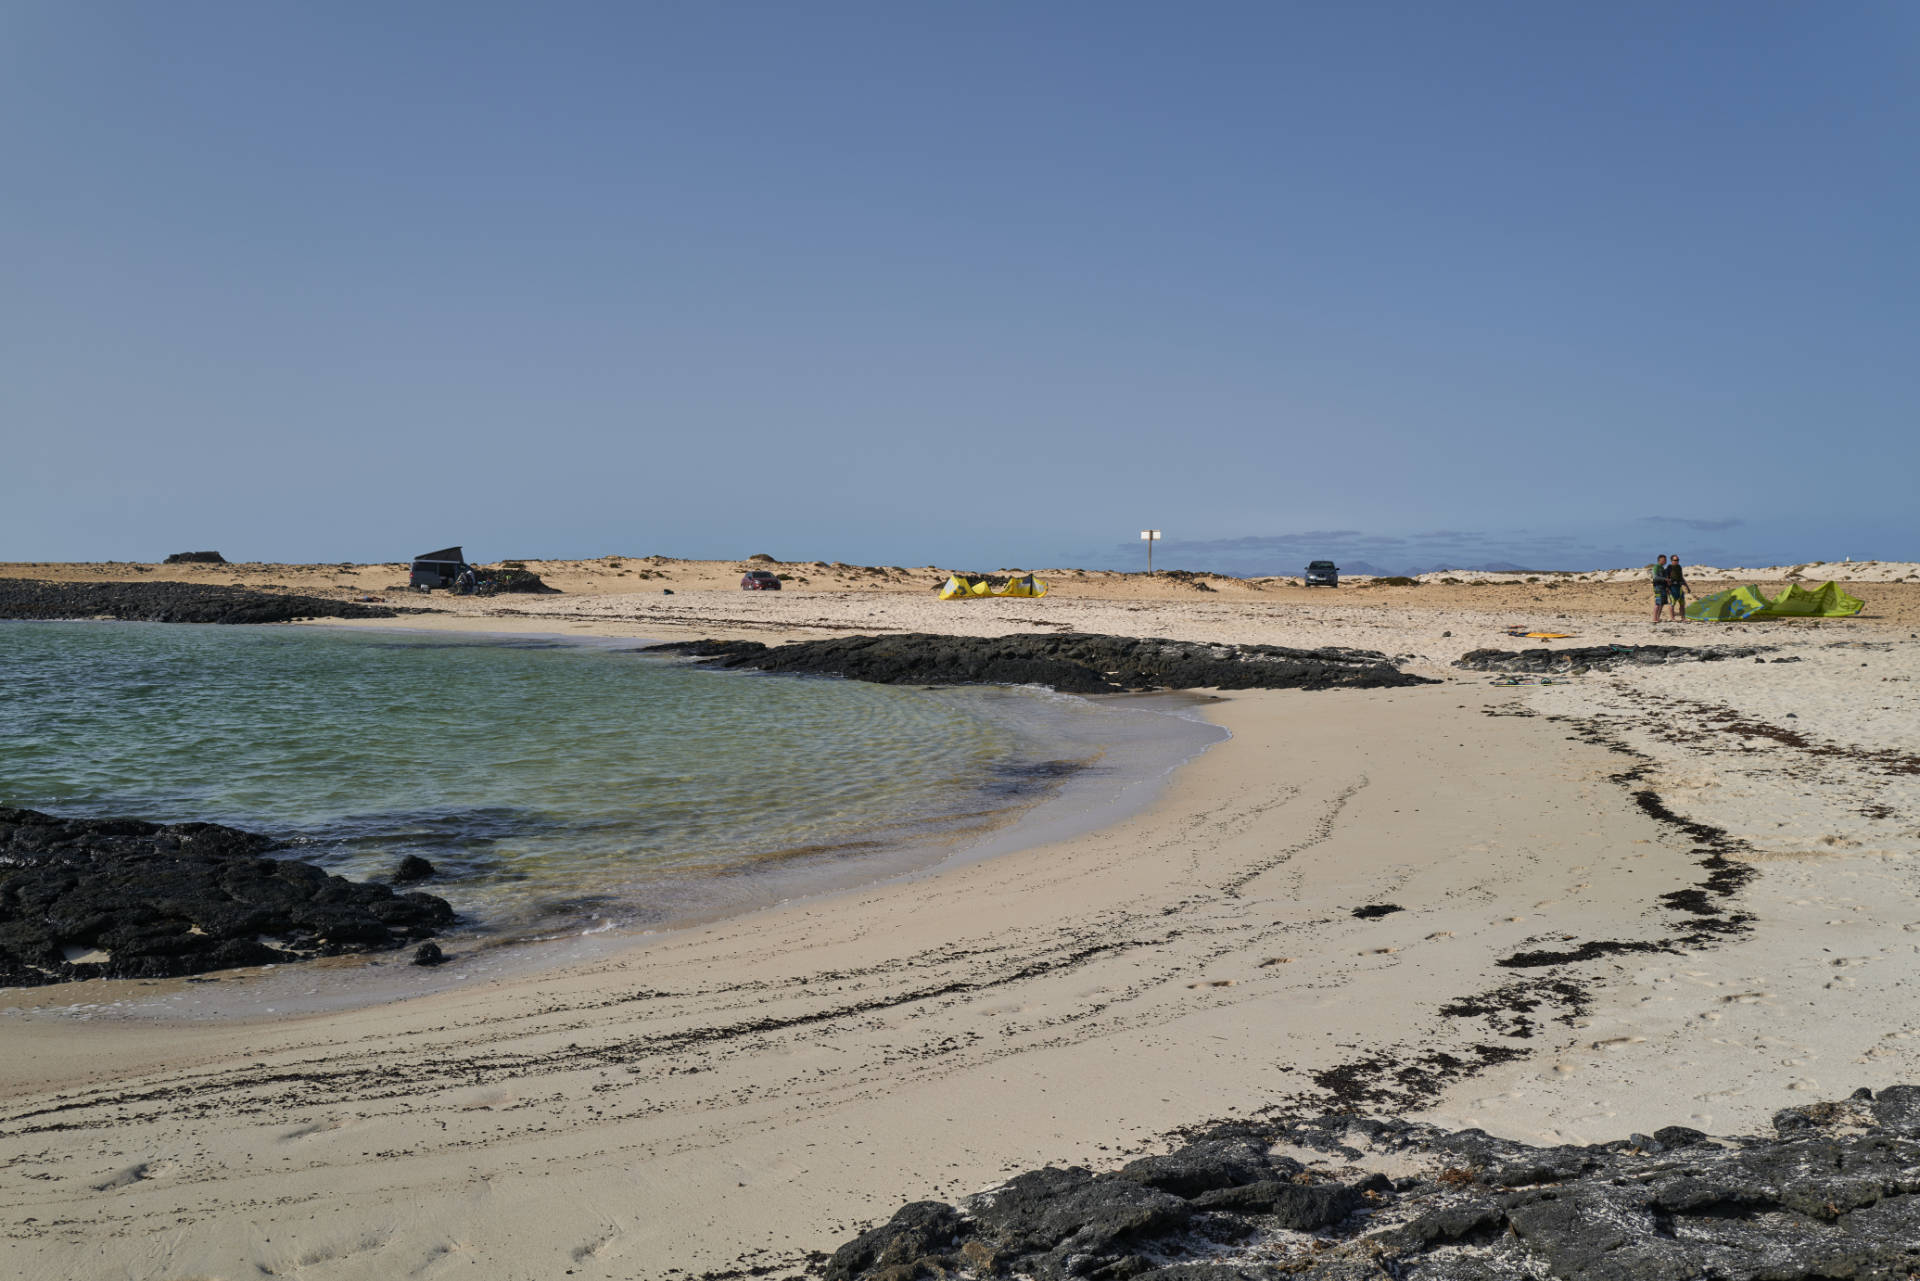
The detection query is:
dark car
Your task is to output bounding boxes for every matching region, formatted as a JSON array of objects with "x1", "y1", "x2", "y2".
[
  {"x1": 740, "y1": 570, "x2": 782, "y2": 591},
  {"x1": 409, "y1": 545, "x2": 468, "y2": 591},
  {"x1": 1304, "y1": 560, "x2": 1339, "y2": 587}
]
